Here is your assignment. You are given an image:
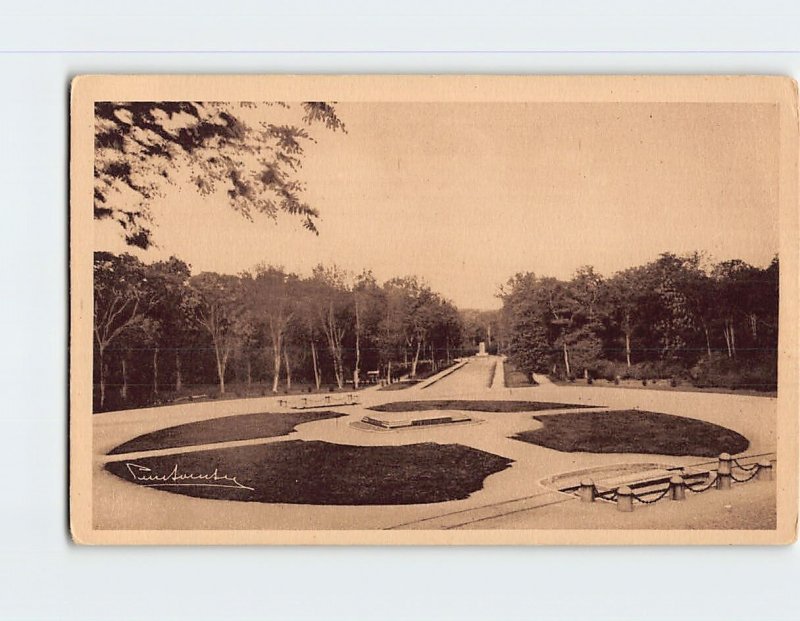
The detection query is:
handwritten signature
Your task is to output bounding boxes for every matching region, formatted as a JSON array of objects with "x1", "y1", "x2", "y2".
[{"x1": 125, "y1": 463, "x2": 254, "y2": 490}]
